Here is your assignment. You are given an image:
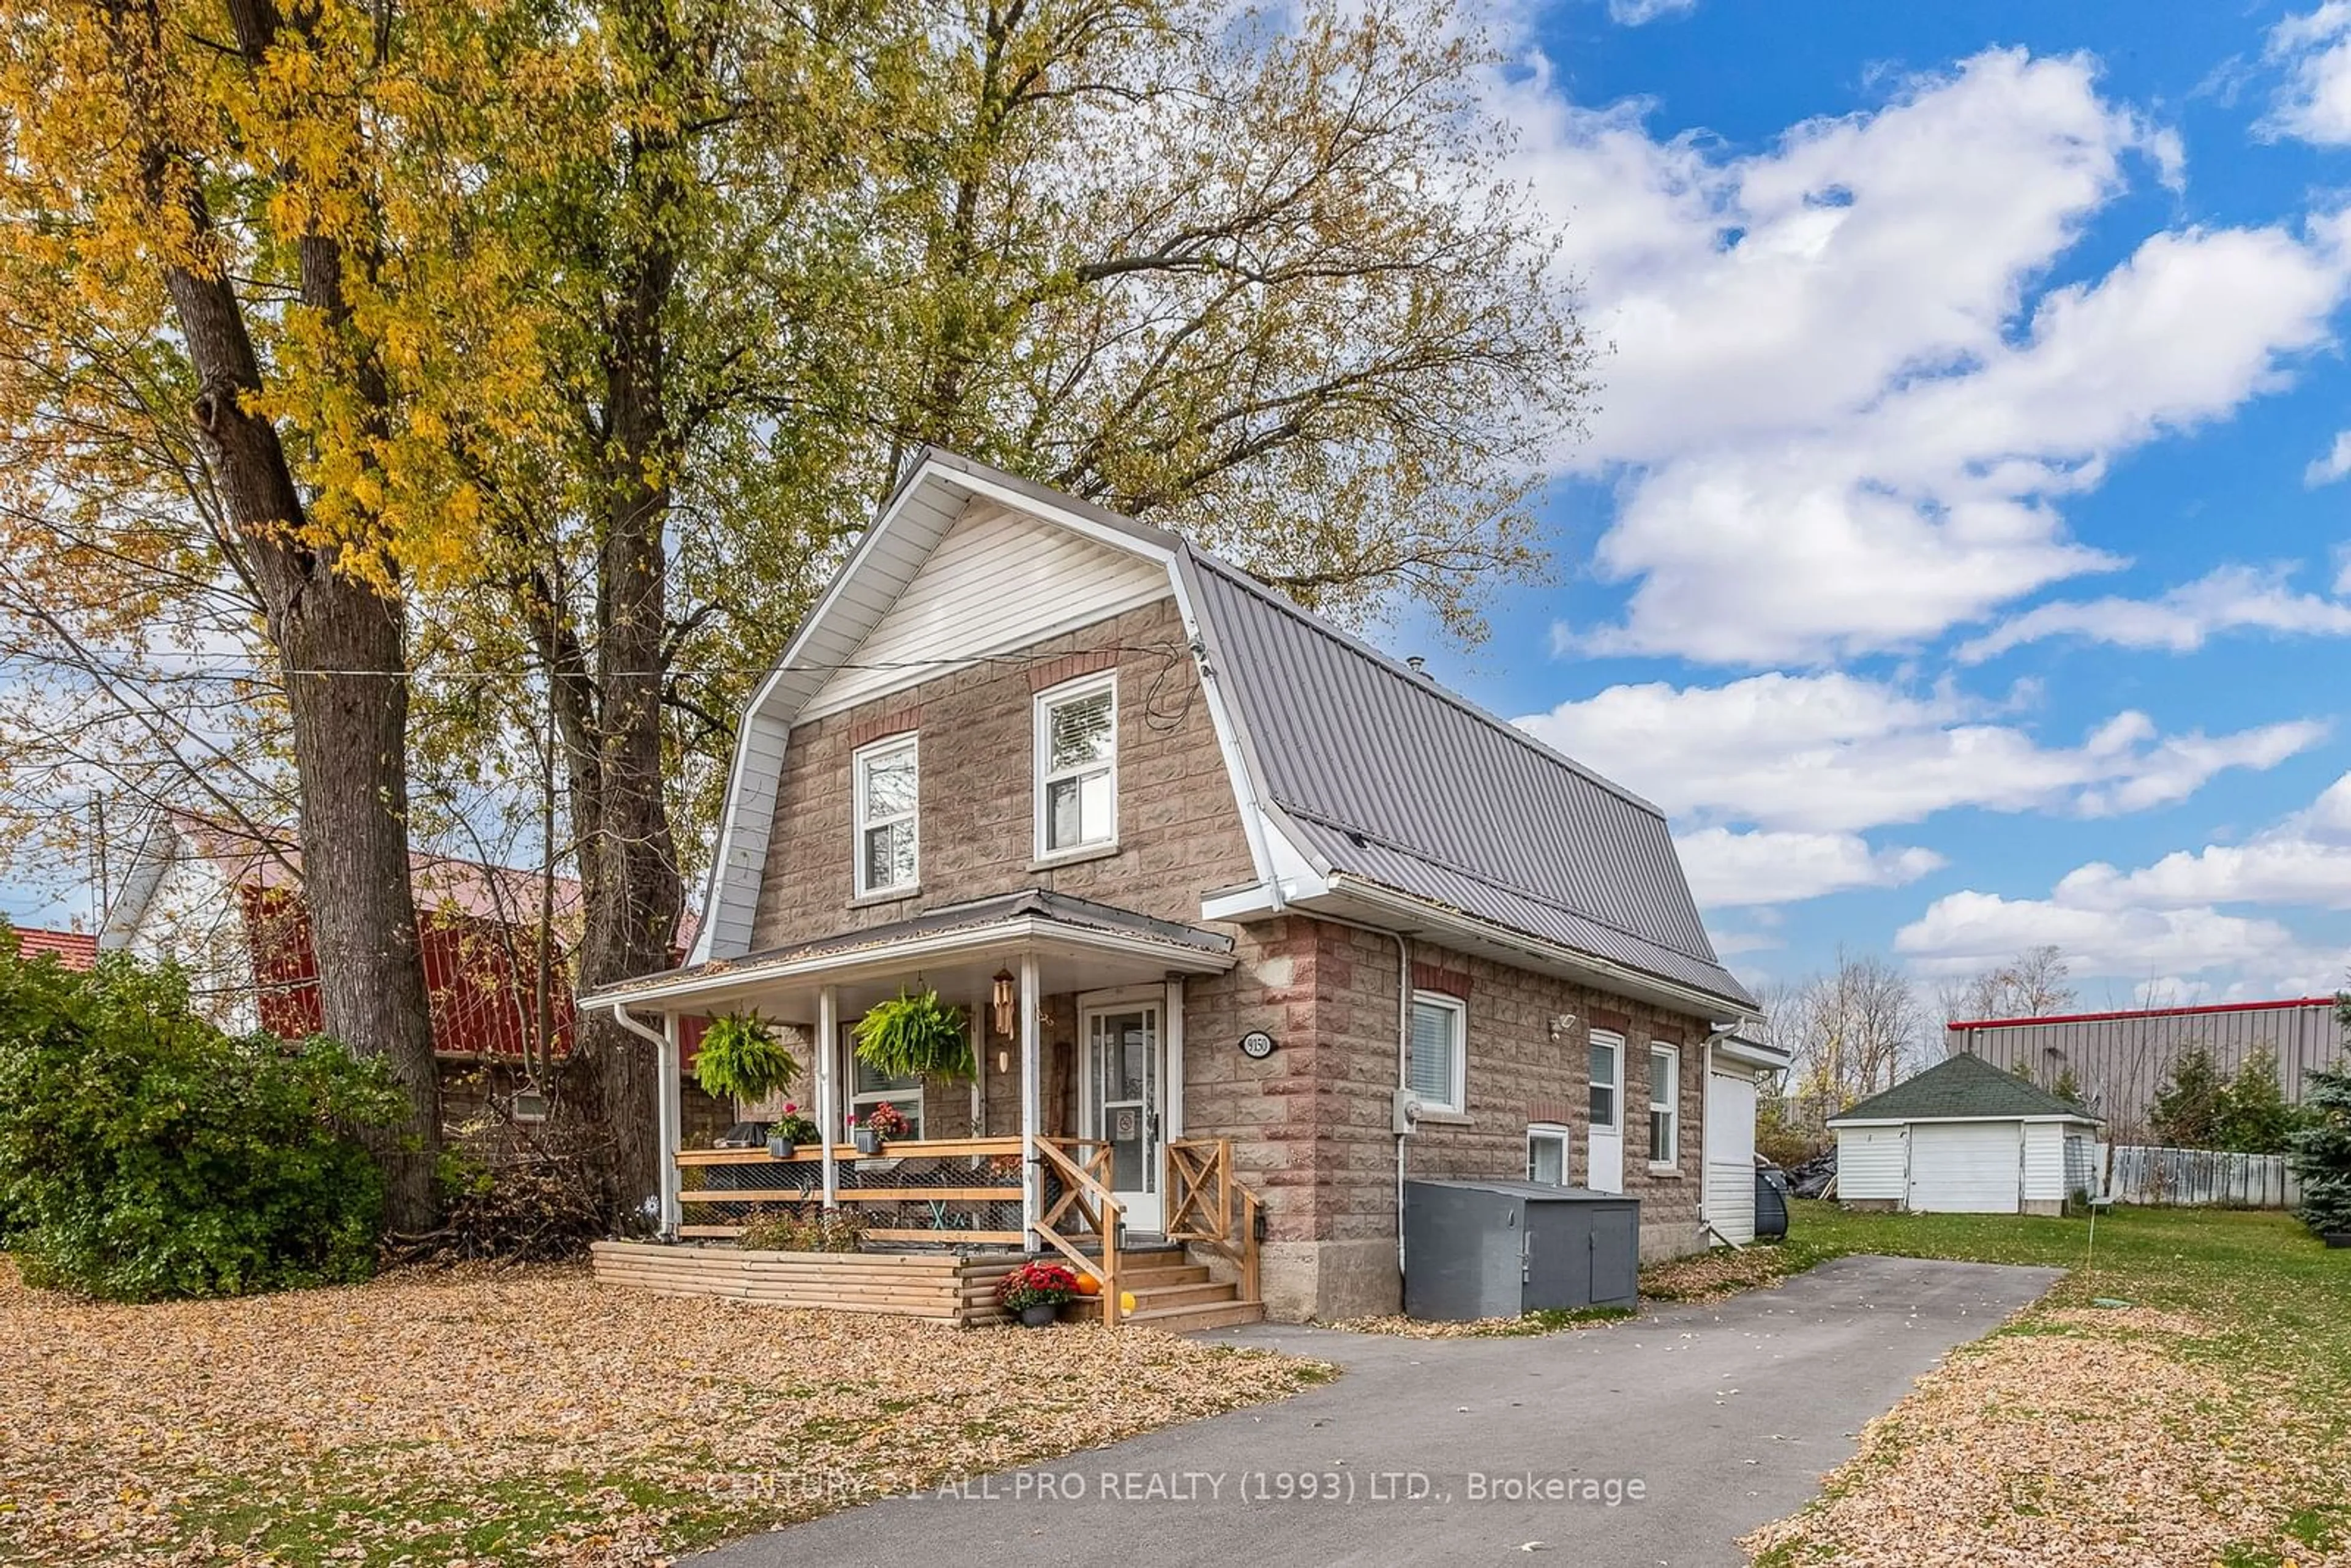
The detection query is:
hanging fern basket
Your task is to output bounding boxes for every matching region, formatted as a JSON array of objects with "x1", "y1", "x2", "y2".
[
  {"x1": 692, "y1": 1011, "x2": 800, "y2": 1106},
  {"x1": 853, "y1": 989, "x2": 974, "y2": 1082}
]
